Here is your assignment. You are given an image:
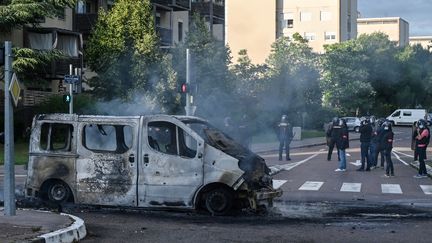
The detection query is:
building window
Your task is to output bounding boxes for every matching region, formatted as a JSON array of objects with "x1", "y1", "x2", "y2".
[
  {"x1": 324, "y1": 32, "x2": 336, "y2": 40},
  {"x1": 304, "y1": 32, "x2": 316, "y2": 41},
  {"x1": 320, "y1": 11, "x2": 331, "y2": 21},
  {"x1": 178, "y1": 21, "x2": 183, "y2": 42},
  {"x1": 283, "y1": 12, "x2": 294, "y2": 28},
  {"x1": 300, "y1": 12, "x2": 312, "y2": 22},
  {"x1": 155, "y1": 13, "x2": 161, "y2": 27}
]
